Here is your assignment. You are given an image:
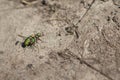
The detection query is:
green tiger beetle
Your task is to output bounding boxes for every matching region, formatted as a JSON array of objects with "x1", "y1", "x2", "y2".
[{"x1": 16, "y1": 33, "x2": 44, "y2": 50}]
